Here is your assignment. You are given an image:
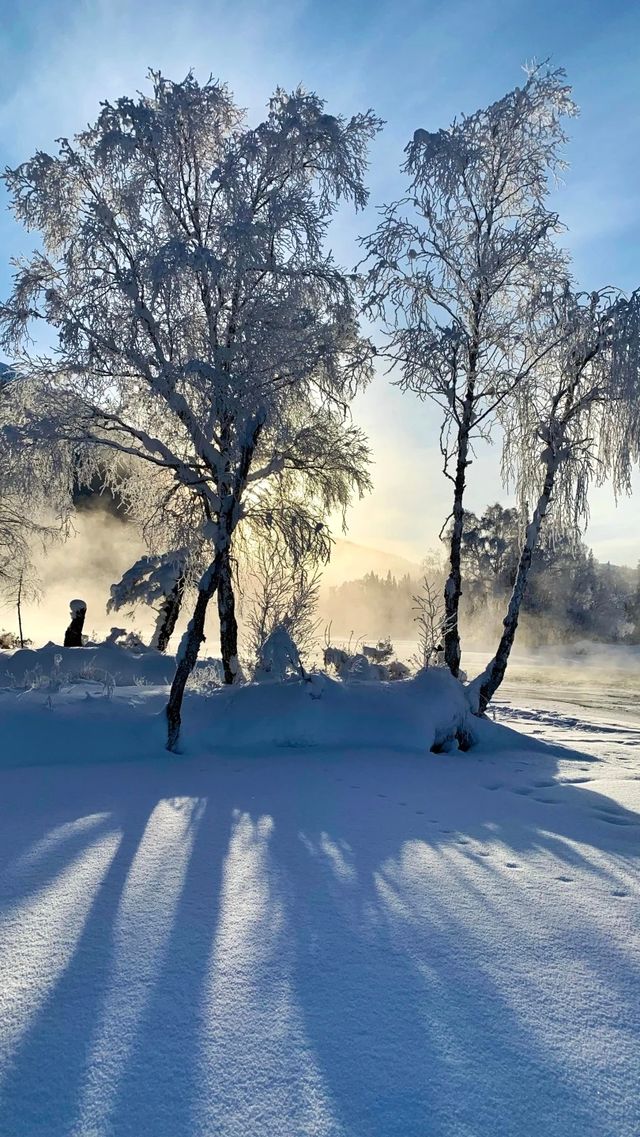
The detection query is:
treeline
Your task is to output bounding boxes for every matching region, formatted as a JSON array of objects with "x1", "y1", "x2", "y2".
[{"x1": 327, "y1": 506, "x2": 640, "y2": 646}]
